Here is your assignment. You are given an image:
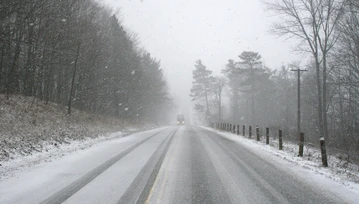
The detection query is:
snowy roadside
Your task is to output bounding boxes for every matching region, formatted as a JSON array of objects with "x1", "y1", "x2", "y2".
[
  {"x1": 201, "y1": 126, "x2": 359, "y2": 201},
  {"x1": 0, "y1": 126, "x2": 156, "y2": 182},
  {"x1": 0, "y1": 94, "x2": 160, "y2": 181}
]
